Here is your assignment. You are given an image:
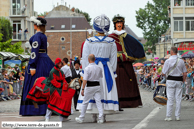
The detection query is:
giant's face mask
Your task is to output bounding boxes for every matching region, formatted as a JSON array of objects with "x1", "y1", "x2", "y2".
[{"x1": 116, "y1": 22, "x2": 123, "y2": 31}]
